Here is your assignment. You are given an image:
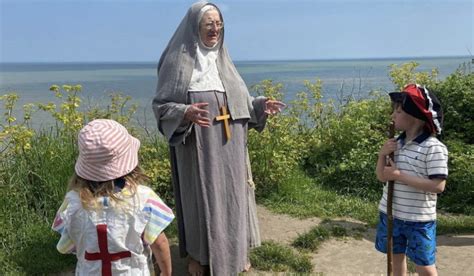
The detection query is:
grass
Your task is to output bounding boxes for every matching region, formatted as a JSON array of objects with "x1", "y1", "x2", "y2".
[
  {"x1": 437, "y1": 213, "x2": 474, "y2": 235},
  {"x1": 260, "y1": 170, "x2": 379, "y2": 225},
  {"x1": 0, "y1": 211, "x2": 76, "y2": 275},
  {"x1": 292, "y1": 226, "x2": 330, "y2": 251},
  {"x1": 292, "y1": 220, "x2": 366, "y2": 252},
  {"x1": 261, "y1": 169, "x2": 474, "y2": 233},
  {"x1": 249, "y1": 241, "x2": 313, "y2": 273}
]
